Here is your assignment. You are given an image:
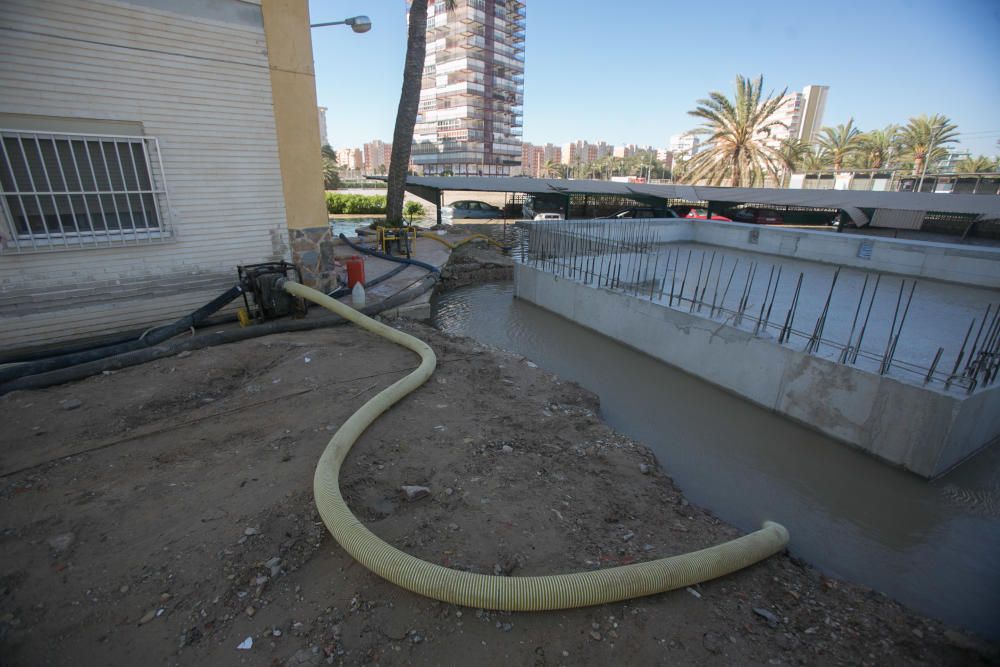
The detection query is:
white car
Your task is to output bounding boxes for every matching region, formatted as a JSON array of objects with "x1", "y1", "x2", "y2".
[{"x1": 533, "y1": 212, "x2": 564, "y2": 221}]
